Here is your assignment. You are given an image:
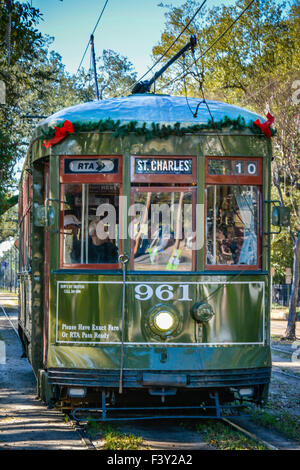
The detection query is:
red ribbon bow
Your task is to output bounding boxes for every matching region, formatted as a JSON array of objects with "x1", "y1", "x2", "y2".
[
  {"x1": 254, "y1": 112, "x2": 274, "y2": 138},
  {"x1": 43, "y1": 120, "x2": 74, "y2": 148}
]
